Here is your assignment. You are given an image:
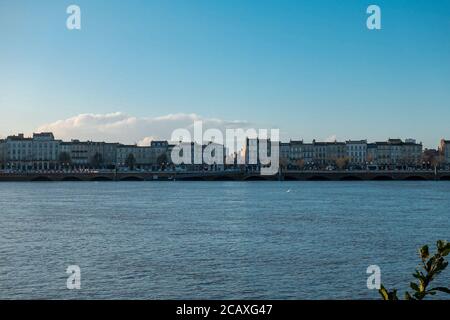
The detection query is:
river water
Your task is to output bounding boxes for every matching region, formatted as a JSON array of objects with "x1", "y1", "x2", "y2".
[{"x1": 0, "y1": 181, "x2": 449, "y2": 299}]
